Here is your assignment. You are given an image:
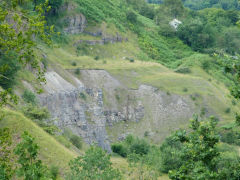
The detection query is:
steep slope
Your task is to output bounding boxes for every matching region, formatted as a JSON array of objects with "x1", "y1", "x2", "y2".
[
  {"x1": 0, "y1": 109, "x2": 77, "y2": 174},
  {"x1": 31, "y1": 44, "x2": 240, "y2": 151},
  {"x1": 12, "y1": 0, "x2": 237, "y2": 152}
]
